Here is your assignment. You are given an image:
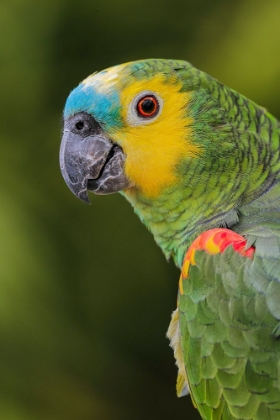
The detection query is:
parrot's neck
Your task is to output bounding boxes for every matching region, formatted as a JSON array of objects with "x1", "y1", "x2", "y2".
[
  {"x1": 123, "y1": 175, "x2": 280, "y2": 269},
  {"x1": 123, "y1": 94, "x2": 280, "y2": 269}
]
